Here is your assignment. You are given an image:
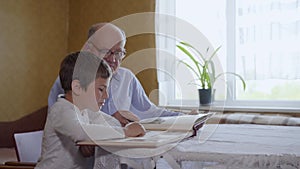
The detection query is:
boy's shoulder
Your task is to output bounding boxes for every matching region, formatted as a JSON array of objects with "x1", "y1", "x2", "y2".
[{"x1": 49, "y1": 98, "x2": 75, "y2": 114}]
